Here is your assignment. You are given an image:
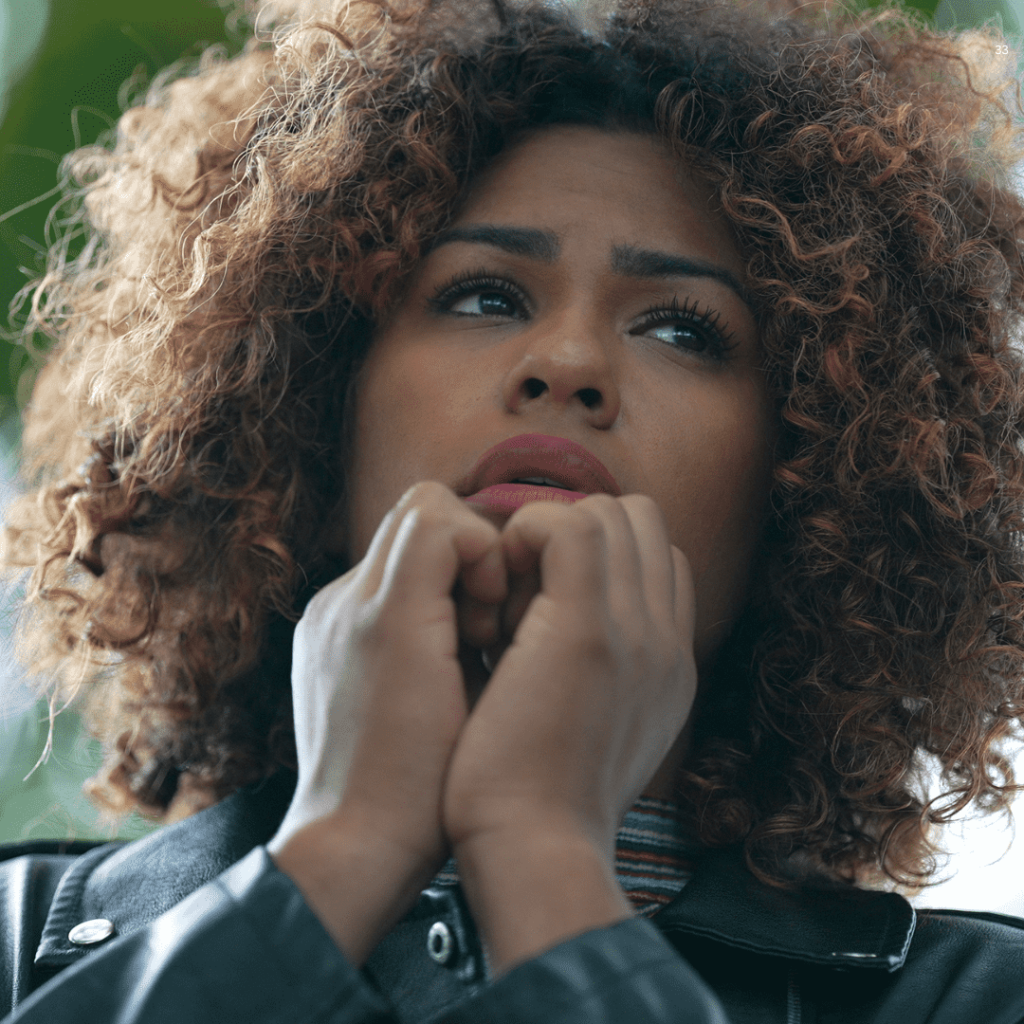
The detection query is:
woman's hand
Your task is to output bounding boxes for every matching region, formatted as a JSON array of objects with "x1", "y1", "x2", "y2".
[
  {"x1": 446, "y1": 492, "x2": 697, "y2": 849},
  {"x1": 442, "y1": 493, "x2": 698, "y2": 972},
  {"x1": 267, "y1": 481, "x2": 508, "y2": 964}
]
